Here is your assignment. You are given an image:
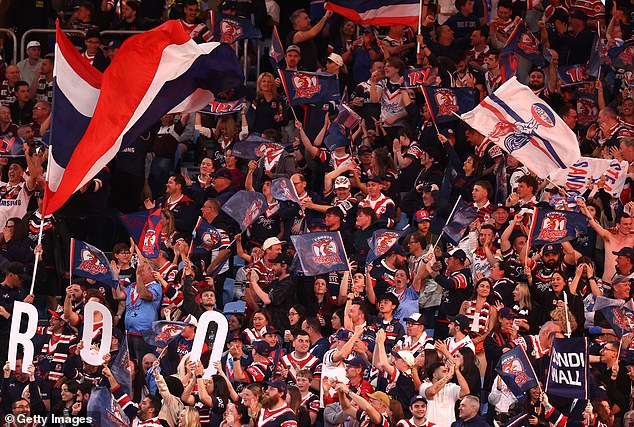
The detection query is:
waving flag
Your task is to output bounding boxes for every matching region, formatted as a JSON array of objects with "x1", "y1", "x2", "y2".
[
  {"x1": 586, "y1": 33, "x2": 607, "y2": 78},
  {"x1": 87, "y1": 386, "x2": 129, "y2": 427},
  {"x1": 528, "y1": 208, "x2": 589, "y2": 246},
  {"x1": 45, "y1": 20, "x2": 243, "y2": 215},
  {"x1": 190, "y1": 217, "x2": 224, "y2": 254},
  {"x1": 545, "y1": 337, "x2": 589, "y2": 399},
  {"x1": 334, "y1": 104, "x2": 361, "y2": 129},
  {"x1": 111, "y1": 337, "x2": 132, "y2": 398},
  {"x1": 576, "y1": 93, "x2": 599, "y2": 128},
  {"x1": 422, "y1": 86, "x2": 477, "y2": 123},
  {"x1": 496, "y1": 345, "x2": 539, "y2": 398},
  {"x1": 231, "y1": 135, "x2": 285, "y2": 160},
  {"x1": 323, "y1": 123, "x2": 349, "y2": 151},
  {"x1": 499, "y1": 52, "x2": 517, "y2": 83},
  {"x1": 558, "y1": 65, "x2": 589, "y2": 86},
  {"x1": 70, "y1": 238, "x2": 117, "y2": 287},
  {"x1": 0, "y1": 136, "x2": 25, "y2": 157},
  {"x1": 221, "y1": 190, "x2": 268, "y2": 232},
  {"x1": 271, "y1": 177, "x2": 301, "y2": 204},
  {"x1": 199, "y1": 98, "x2": 244, "y2": 115},
  {"x1": 608, "y1": 40, "x2": 634, "y2": 71},
  {"x1": 142, "y1": 320, "x2": 188, "y2": 347},
  {"x1": 442, "y1": 200, "x2": 478, "y2": 245},
  {"x1": 403, "y1": 67, "x2": 439, "y2": 88},
  {"x1": 281, "y1": 70, "x2": 340, "y2": 106},
  {"x1": 461, "y1": 77, "x2": 581, "y2": 178},
  {"x1": 548, "y1": 157, "x2": 629, "y2": 197},
  {"x1": 291, "y1": 232, "x2": 350, "y2": 276},
  {"x1": 366, "y1": 229, "x2": 406, "y2": 267},
  {"x1": 593, "y1": 296, "x2": 634, "y2": 337},
  {"x1": 210, "y1": 11, "x2": 262, "y2": 44},
  {"x1": 501, "y1": 19, "x2": 546, "y2": 67},
  {"x1": 269, "y1": 26, "x2": 285, "y2": 69},
  {"x1": 120, "y1": 208, "x2": 163, "y2": 258},
  {"x1": 324, "y1": 0, "x2": 421, "y2": 27}
]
